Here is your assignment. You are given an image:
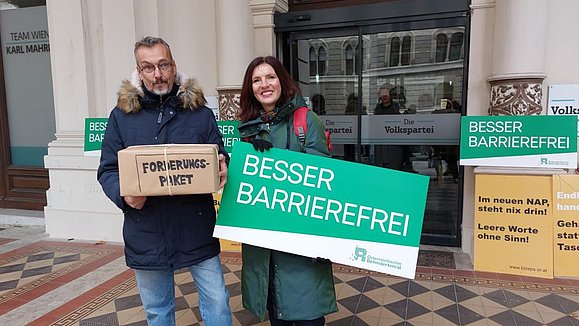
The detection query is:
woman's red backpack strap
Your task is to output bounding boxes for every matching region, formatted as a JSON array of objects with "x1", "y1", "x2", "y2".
[{"x1": 293, "y1": 107, "x2": 332, "y2": 151}]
